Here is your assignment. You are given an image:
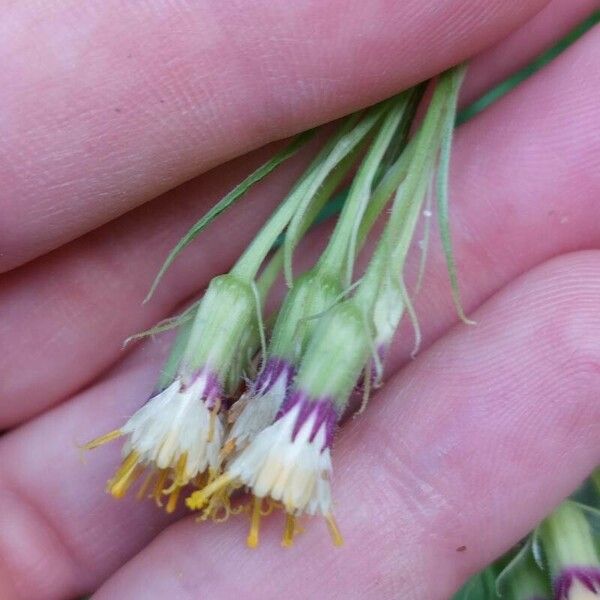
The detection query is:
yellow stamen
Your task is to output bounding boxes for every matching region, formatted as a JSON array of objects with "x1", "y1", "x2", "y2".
[
  {"x1": 107, "y1": 451, "x2": 140, "y2": 498},
  {"x1": 152, "y1": 469, "x2": 169, "y2": 507},
  {"x1": 281, "y1": 513, "x2": 297, "y2": 548},
  {"x1": 246, "y1": 497, "x2": 262, "y2": 548},
  {"x1": 207, "y1": 398, "x2": 221, "y2": 443},
  {"x1": 165, "y1": 486, "x2": 181, "y2": 514},
  {"x1": 209, "y1": 501, "x2": 229, "y2": 523},
  {"x1": 136, "y1": 470, "x2": 156, "y2": 500},
  {"x1": 197, "y1": 483, "x2": 233, "y2": 523},
  {"x1": 186, "y1": 472, "x2": 235, "y2": 510},
  {"x1": 84, "y1": 429, "x2": 123, "y2": 450},
  {"x1": 326, "y1": 514, "x2": 344, "y2": 547},
  {"x1": 163, "y1": 453, "x2": 188, "y2": 495},
  {"x1": 212, "y1": 486, "x2": 238, "y2": 523}
]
